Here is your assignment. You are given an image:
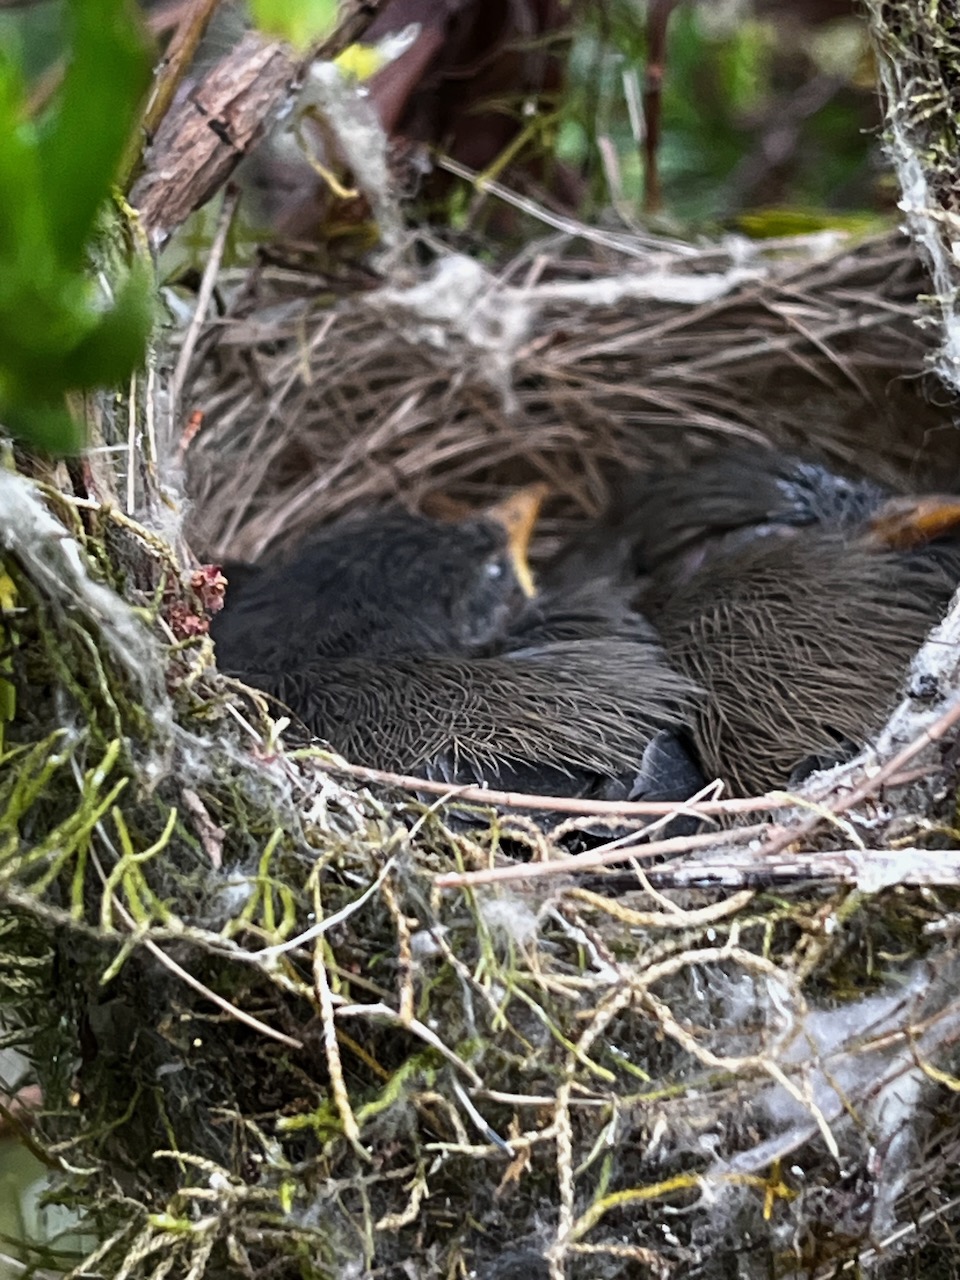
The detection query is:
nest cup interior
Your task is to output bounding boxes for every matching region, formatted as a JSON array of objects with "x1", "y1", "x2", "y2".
[{"x1": 185, "y1": 234, "x2": 960, "y2": 569}]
